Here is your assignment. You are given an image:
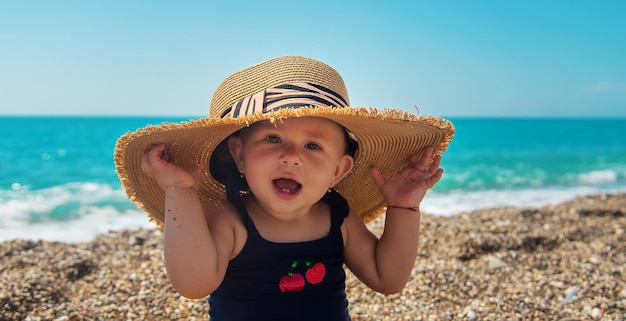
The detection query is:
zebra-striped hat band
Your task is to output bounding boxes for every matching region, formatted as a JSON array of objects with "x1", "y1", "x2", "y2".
[{"x1": 223, "y1": 82, "x2": 349, "y2": 119}]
